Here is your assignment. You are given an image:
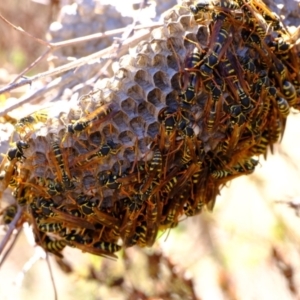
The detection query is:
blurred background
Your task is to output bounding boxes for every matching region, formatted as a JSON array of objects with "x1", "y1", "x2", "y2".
[{"x1": 1, "y1": 0, "x2": 300, "y2": 299}]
